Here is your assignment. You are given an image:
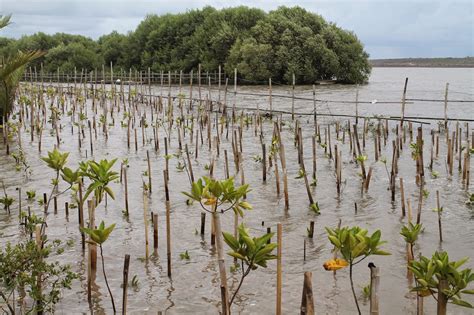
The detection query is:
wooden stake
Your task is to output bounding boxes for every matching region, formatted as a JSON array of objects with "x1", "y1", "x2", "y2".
[
  {"x1": 276, "y1": 223, "x2": 282, "y2": 315},
  {"x1": 369, "y1": 263, "x2": 380, "y2": 315},
  {"x1": 164, "y1": 170, "x2": 171, "y2": 278},
  {"x1": 122, "y1": 254, "x2": 130, "y2": 315},
  {"x1": 300, "y1": 271, "x2": 314, "y2": 315},
  {"x1": 436, "y1": 190, "x2": 442, "y2": 242}
]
